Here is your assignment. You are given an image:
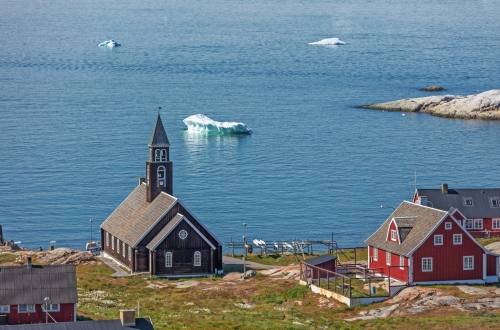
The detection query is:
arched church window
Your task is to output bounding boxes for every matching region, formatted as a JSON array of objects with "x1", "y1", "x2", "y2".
[
  {"x1": 194, "y1": 251, "x2": 201, "y2": 266},
  {"x1": 157, "y1": 166, "x2": 166, "y2": 187},
  {"x1": 161, "y1": 149, "x2": 166, "y2": 161},
  {"x1": 165, "y1": 252, "x2": 172, "y2": 267},
  {"x1": 155, "y1": 149, "x2": 161, "y2": 161}
]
